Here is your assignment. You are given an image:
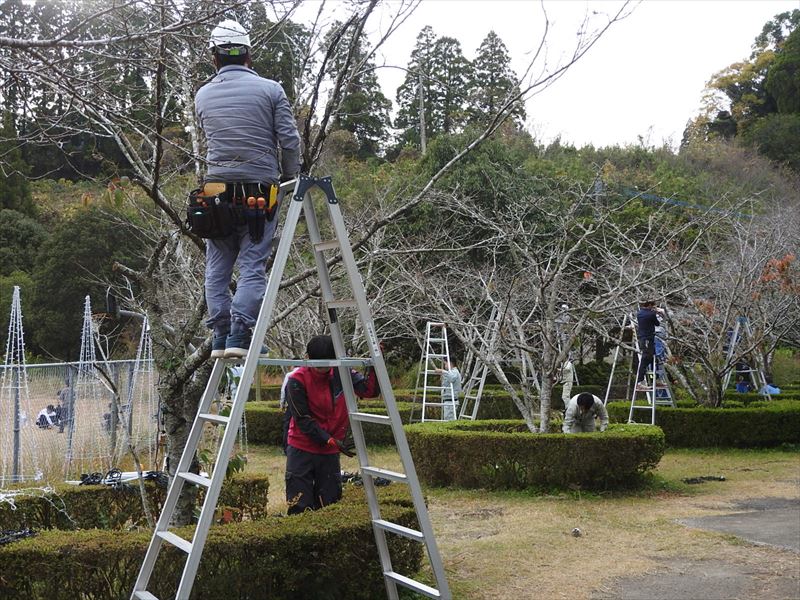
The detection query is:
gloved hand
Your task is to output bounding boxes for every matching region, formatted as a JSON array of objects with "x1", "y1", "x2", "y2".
[{"x1": 326, "y1": 436, "x2": 356, "y2": 457}]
